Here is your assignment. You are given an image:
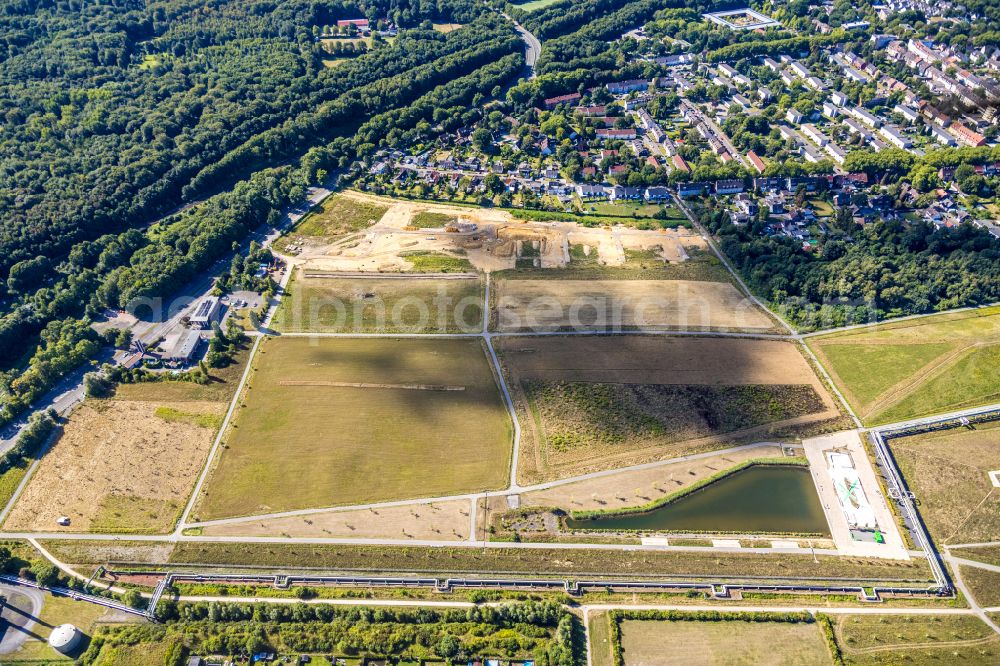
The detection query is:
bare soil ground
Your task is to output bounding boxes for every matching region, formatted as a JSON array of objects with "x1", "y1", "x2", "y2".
[
  {"x1": 497, "y1": 336, "x2": 841, "y2": 483},
  {"x1": 495, "y1": 279, "x2": 775, "y2": 332},
  {"x1": 200, "y1": 499, "x2": 473, "y2": 540},
  {"x1": 5, "y1": 400, "x2": 223, "y2": 534},
  {"x1": 284, "y1": 191, "x2": 706, "y2": 275}
]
